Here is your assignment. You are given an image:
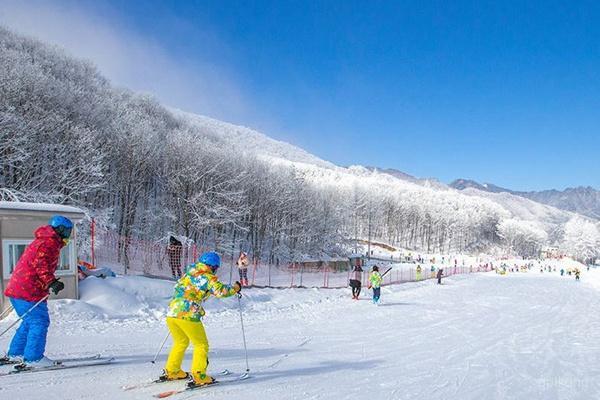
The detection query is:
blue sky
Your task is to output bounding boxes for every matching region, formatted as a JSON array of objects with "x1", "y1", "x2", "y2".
[{"x1": 1, "y1": 0, "x2": 599, "y2": 190}]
